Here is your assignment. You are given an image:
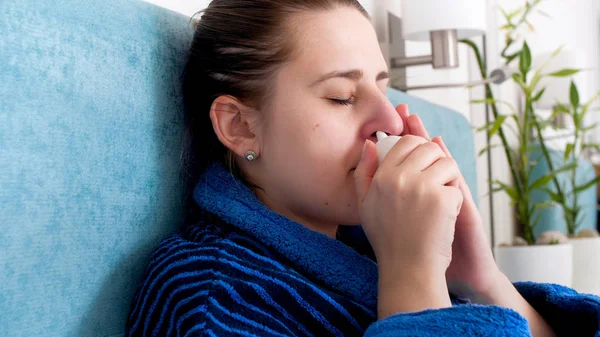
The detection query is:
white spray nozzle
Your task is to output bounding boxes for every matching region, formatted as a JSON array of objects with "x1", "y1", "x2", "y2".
[
  {"x1": 376, "y1": 131, "x2": 388, "y2": 142},
  {"x1": 375, "y1": 131, "x2": 401, "y2": 165}
]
